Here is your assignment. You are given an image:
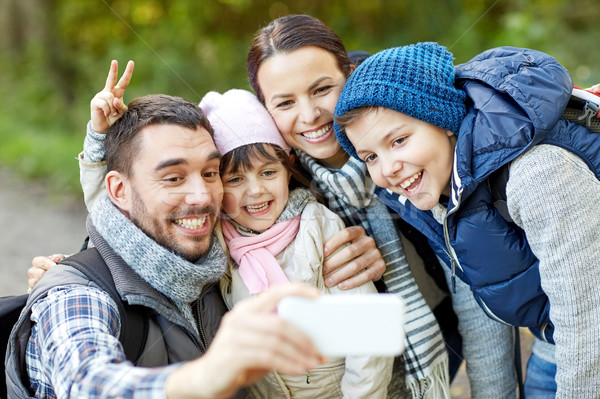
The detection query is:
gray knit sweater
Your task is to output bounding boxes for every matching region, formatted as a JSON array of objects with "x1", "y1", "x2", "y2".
[{"x1": 507, "y1": 144, "x2": 600, "y2": 398}]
